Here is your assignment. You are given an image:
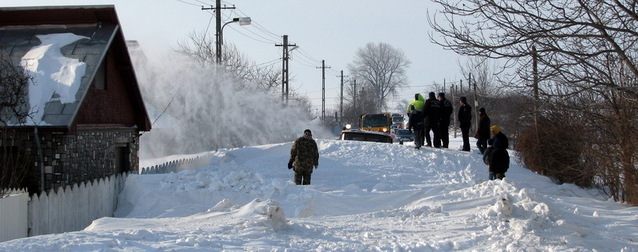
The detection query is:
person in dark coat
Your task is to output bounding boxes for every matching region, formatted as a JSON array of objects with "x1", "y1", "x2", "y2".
[
  {"x1": 407, "y1": 105, "x2": 425, "y2": 149},
  {"x1": 288, "y1": 129, "x2": 319, "y2": 185},
  {"x1": 457, "y1": 96, "x2": 472, "y2": 151},
  {"x1": 406, "y1": 94, "x2": 426, "y2": 147},
  {"x1": 423, "y1": 92, "x2": 439, "y2": 147},
  {"x1": 438, "y1": 93, "x2": 453, "y2": 148},
  {"x1": 475, "y1": 107, "x2": 491, "y2": 154},
  {"x1": 484, "y1": 125, "x2": 509, "y2": 180}
]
